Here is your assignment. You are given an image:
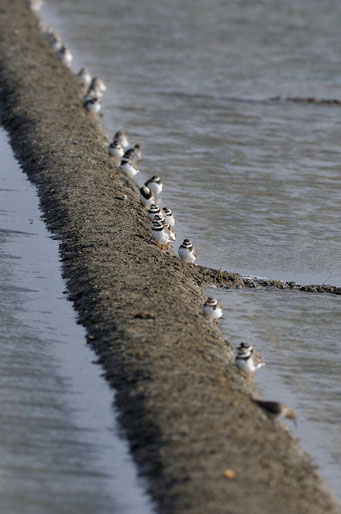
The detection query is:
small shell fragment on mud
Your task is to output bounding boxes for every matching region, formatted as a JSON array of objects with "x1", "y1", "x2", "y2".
[{"x1": 223, "y1": 469, "x2": 236, "y2": 479}]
